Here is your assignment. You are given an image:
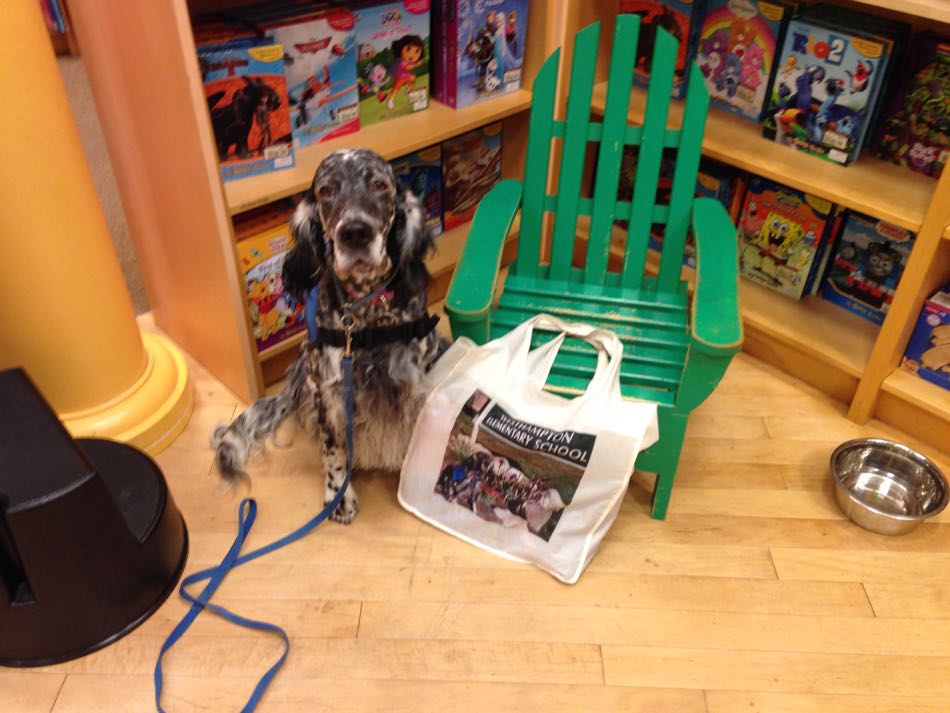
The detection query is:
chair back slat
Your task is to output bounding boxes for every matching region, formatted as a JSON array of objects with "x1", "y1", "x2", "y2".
[
  {"x1": 515, "y1": 49, "x2": 560, "y2": 278},
  {"x1": 620, "y1": 29, "x2": 677, "y2": 289},
  {"x1": 657, "y1": 65, "x2": 709, "y2": 293},
  {"x1": 584, "y1": 14, "x2": 639, "y2": 285},
  {"x1": 547, "y1": 22, "x2": 601, "y2": 282}
]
